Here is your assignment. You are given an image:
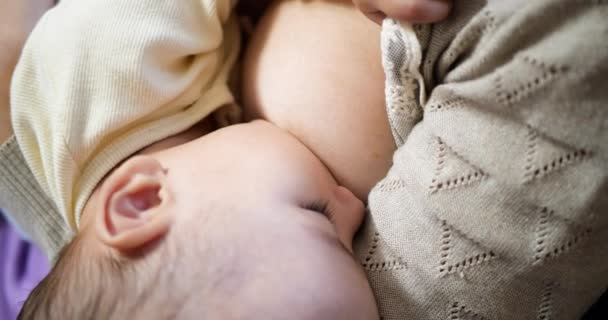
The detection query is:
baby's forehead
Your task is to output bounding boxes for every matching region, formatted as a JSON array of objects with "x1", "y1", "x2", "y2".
[{"x1": 193, "y1": 122, "x2": 324, "y2": 170}]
